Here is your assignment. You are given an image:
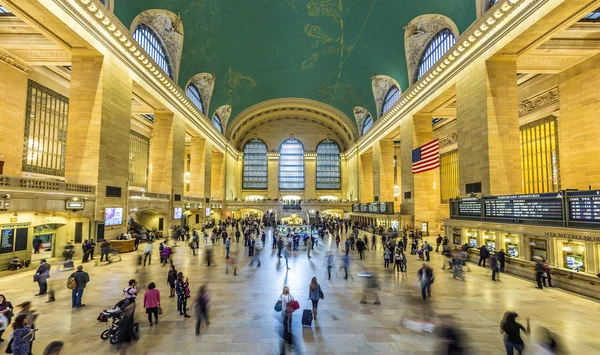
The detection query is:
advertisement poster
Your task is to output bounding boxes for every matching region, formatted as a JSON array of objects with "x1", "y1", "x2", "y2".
[
  {"x1": 105, "y1": 207, "x2": 123, "y2": 226},
  {"x1": 205, "y1": 207, "x2": 211, "y2": 217},
  {"x1": 174, "y1": 207, "x2": 182, "y2": 219}
]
